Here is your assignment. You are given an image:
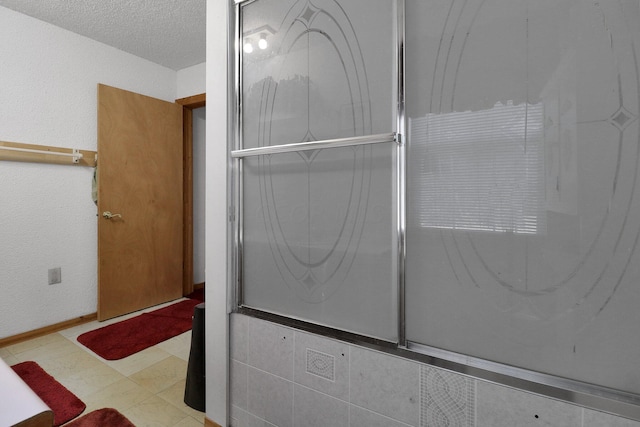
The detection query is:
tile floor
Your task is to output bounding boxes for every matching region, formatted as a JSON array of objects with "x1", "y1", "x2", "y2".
[{"x1": 0, "y1": 299, "x2": 205, "y2": 427}]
